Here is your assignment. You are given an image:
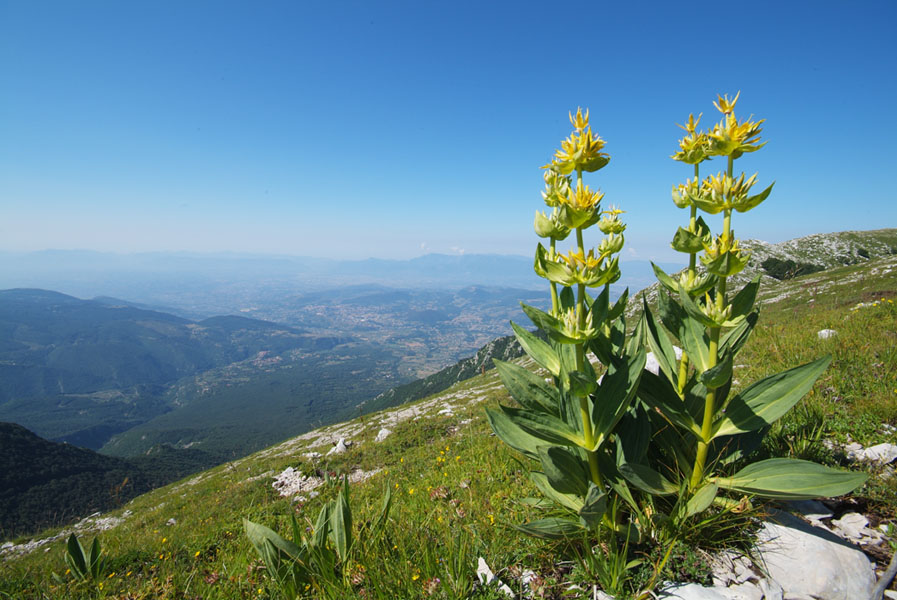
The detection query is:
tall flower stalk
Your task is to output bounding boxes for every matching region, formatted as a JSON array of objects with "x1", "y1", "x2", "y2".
[
  {"x1": 638, "y1": 92, "x2": 865, "y2": 502},
  {"x1": 488, "y1": 108, "x2": 643, "y2": 539}
]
